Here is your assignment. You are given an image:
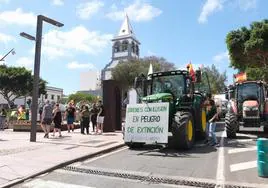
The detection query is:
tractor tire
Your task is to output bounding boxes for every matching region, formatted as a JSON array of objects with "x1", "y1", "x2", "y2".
[
  {"x1": 125, "y1": 142, "x2": 145, "y2": 149},
  {"x1": 169, "y1": 111, "x2": 195, "y2": 150},
  {"x1": 264, "y1": 126, "x2": 268, "y2": 134},
  {"x1": 196, "y1": 108, "x2": 207, "y2": 139},
  {"x1": 225, "y1": 112, "x2": 237, "y2": 138}
]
